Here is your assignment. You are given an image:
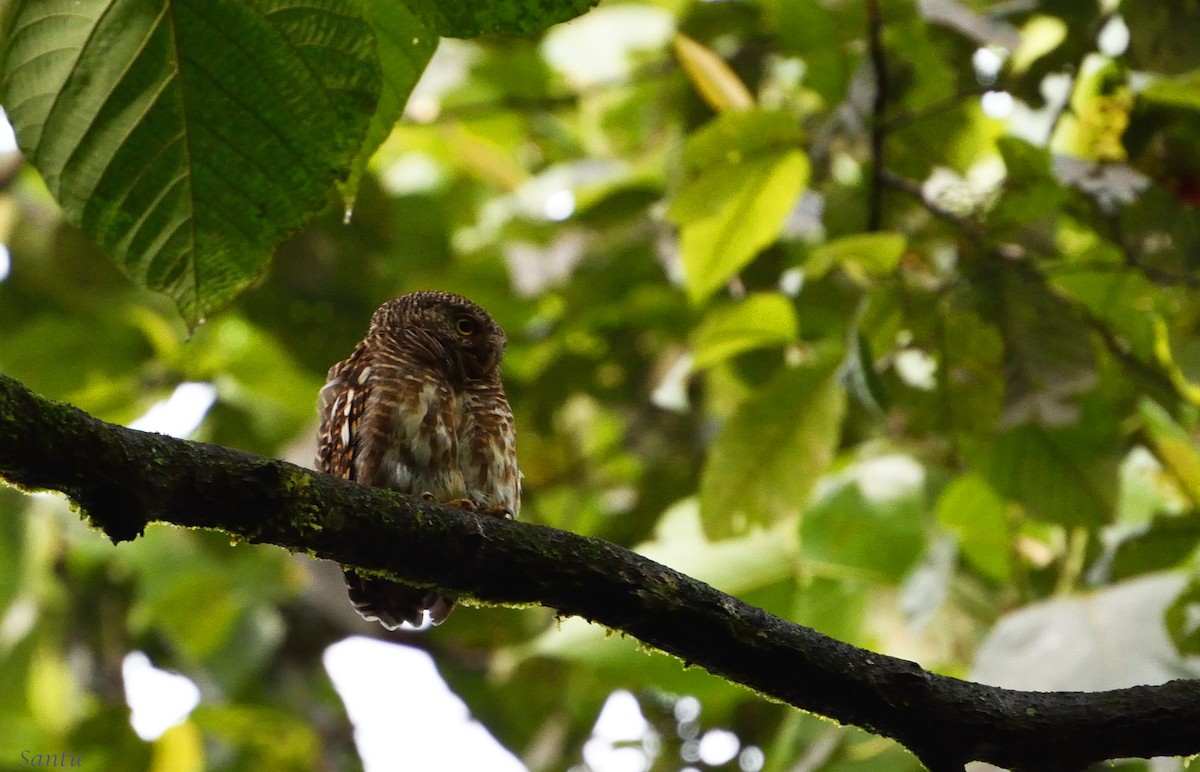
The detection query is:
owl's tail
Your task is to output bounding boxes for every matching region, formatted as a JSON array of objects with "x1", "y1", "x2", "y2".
[{"x1": 343, "y1": 568, "x2": 456, "y2": 629}]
